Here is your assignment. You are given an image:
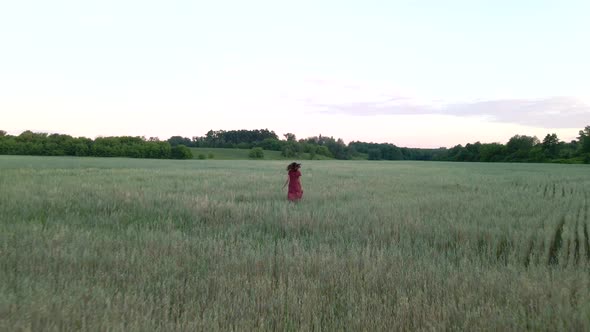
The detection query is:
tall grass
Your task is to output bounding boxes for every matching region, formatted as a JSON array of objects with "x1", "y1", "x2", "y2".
[{"x1": 1, "y1": 156, "x2": 590, "y2": 331}]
